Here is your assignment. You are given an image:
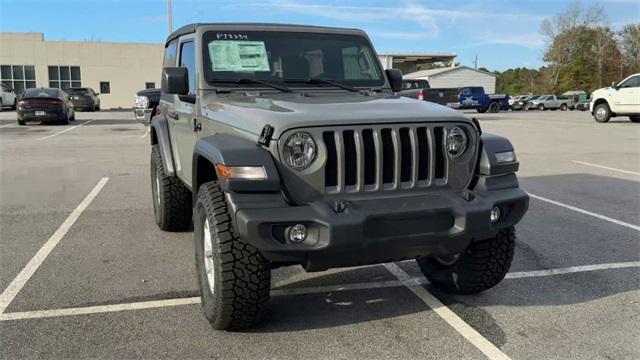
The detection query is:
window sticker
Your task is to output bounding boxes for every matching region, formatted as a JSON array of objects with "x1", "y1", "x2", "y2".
[{"x1": 208, "y1": 40, "x2": 270, "y2": 72}]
